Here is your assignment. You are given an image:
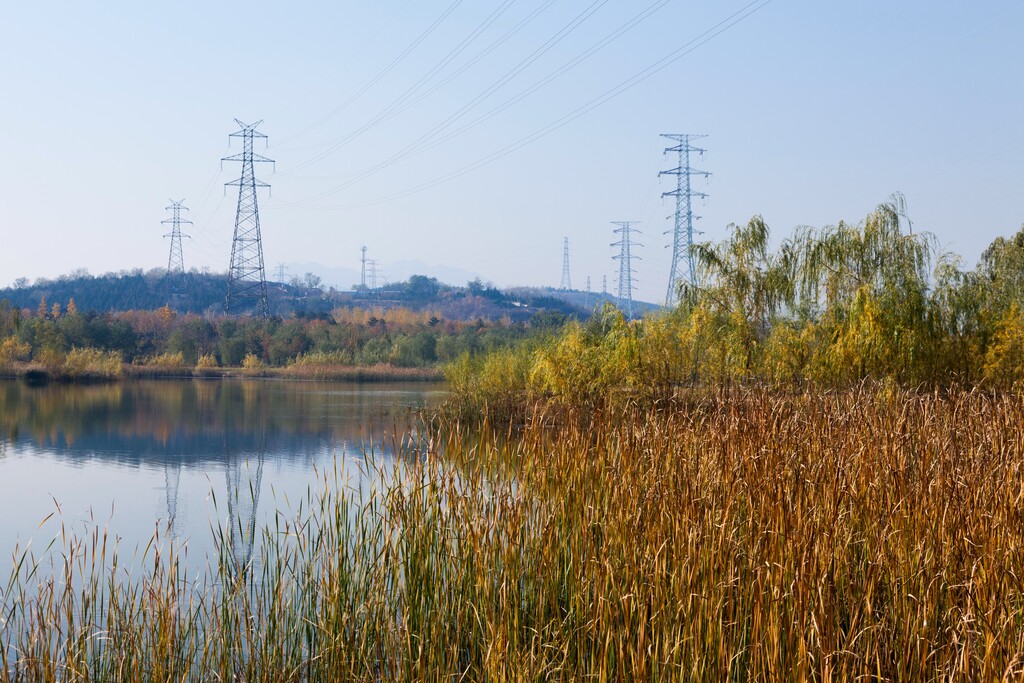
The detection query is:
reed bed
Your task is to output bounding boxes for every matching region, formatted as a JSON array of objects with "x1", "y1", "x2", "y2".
[{"x1": 4, "y1": 387, "x2": 1024, "y2": 680}]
